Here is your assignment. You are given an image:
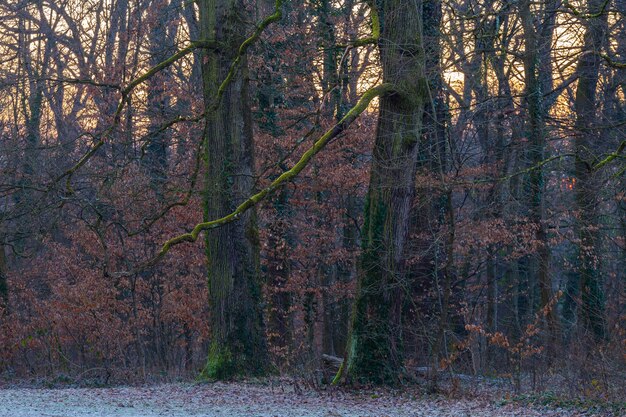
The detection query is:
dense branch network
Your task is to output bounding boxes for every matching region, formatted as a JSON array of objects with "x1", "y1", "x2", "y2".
[{"x1": 60, "y1": 0, "x2": 285, "y2": 194}]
